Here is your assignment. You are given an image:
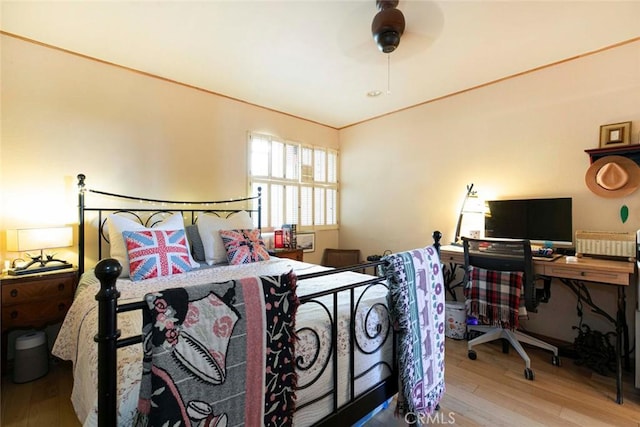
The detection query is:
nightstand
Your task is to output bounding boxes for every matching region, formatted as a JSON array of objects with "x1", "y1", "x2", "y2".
[
  {"x1": 269, "y1": 248, "x2": 304, "y2": 262},
  {"x1": 1, "y1": 268, "x2": 78, "y2": 374}
]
